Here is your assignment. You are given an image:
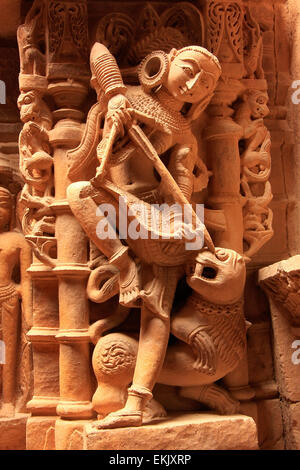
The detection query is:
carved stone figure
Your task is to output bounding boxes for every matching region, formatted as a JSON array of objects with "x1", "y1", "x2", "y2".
[
  {"x1": 0, "y1": 187, "x2": 32, "y2": 417},
  {"x1": 243, "y1": 7, "x2": 264, "y2": 79},
  {"x1": 17, "y1": 90, "x2": 55, "y2": 236},
  {"x1": 235, "y1": 89, "x2": 273, "y2": 257},
  {"x1": 7, "y1": 0, "x2": 283, "y2": 451},
  {"x1": 66, "y1": 42, "x2": 253, "y2": 429},
  {"x1": 17, "y1": 0, "x2": 46, "y2": 77},
  {"x1": 90, "y1": 248, "x2": 247, "y2": 421}
]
